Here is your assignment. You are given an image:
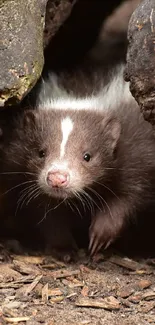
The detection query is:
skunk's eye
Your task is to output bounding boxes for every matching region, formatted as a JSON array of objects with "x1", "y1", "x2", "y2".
[
  {"x1": 38, "y1": 150, "x2": 45, "y2": 158},
  {"x1": 83, "y1": 153, "x2": 91, "y2": 162}
]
